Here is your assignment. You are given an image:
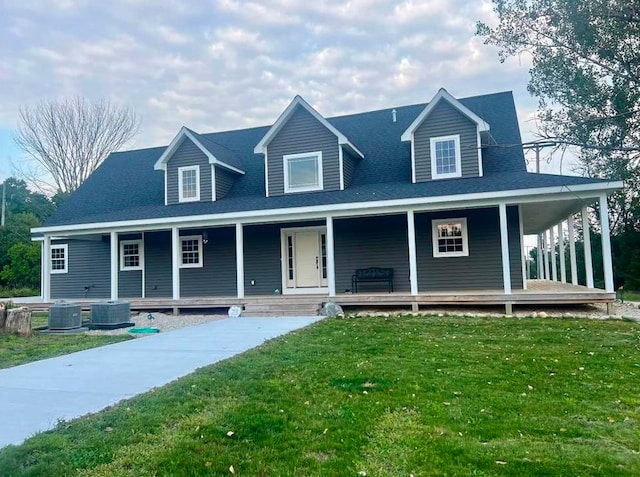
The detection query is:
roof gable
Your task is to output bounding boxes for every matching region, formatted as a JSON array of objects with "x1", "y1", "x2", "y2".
[
  {"x1": 400, "y1": 88, "x2": 490, "y2": 142},
  {"x1": 254, "y1": 95, "x2": 364, "y2": 158},
  {"x1": 154, "y1": 127, "x2": 245, "y2": 175}
]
